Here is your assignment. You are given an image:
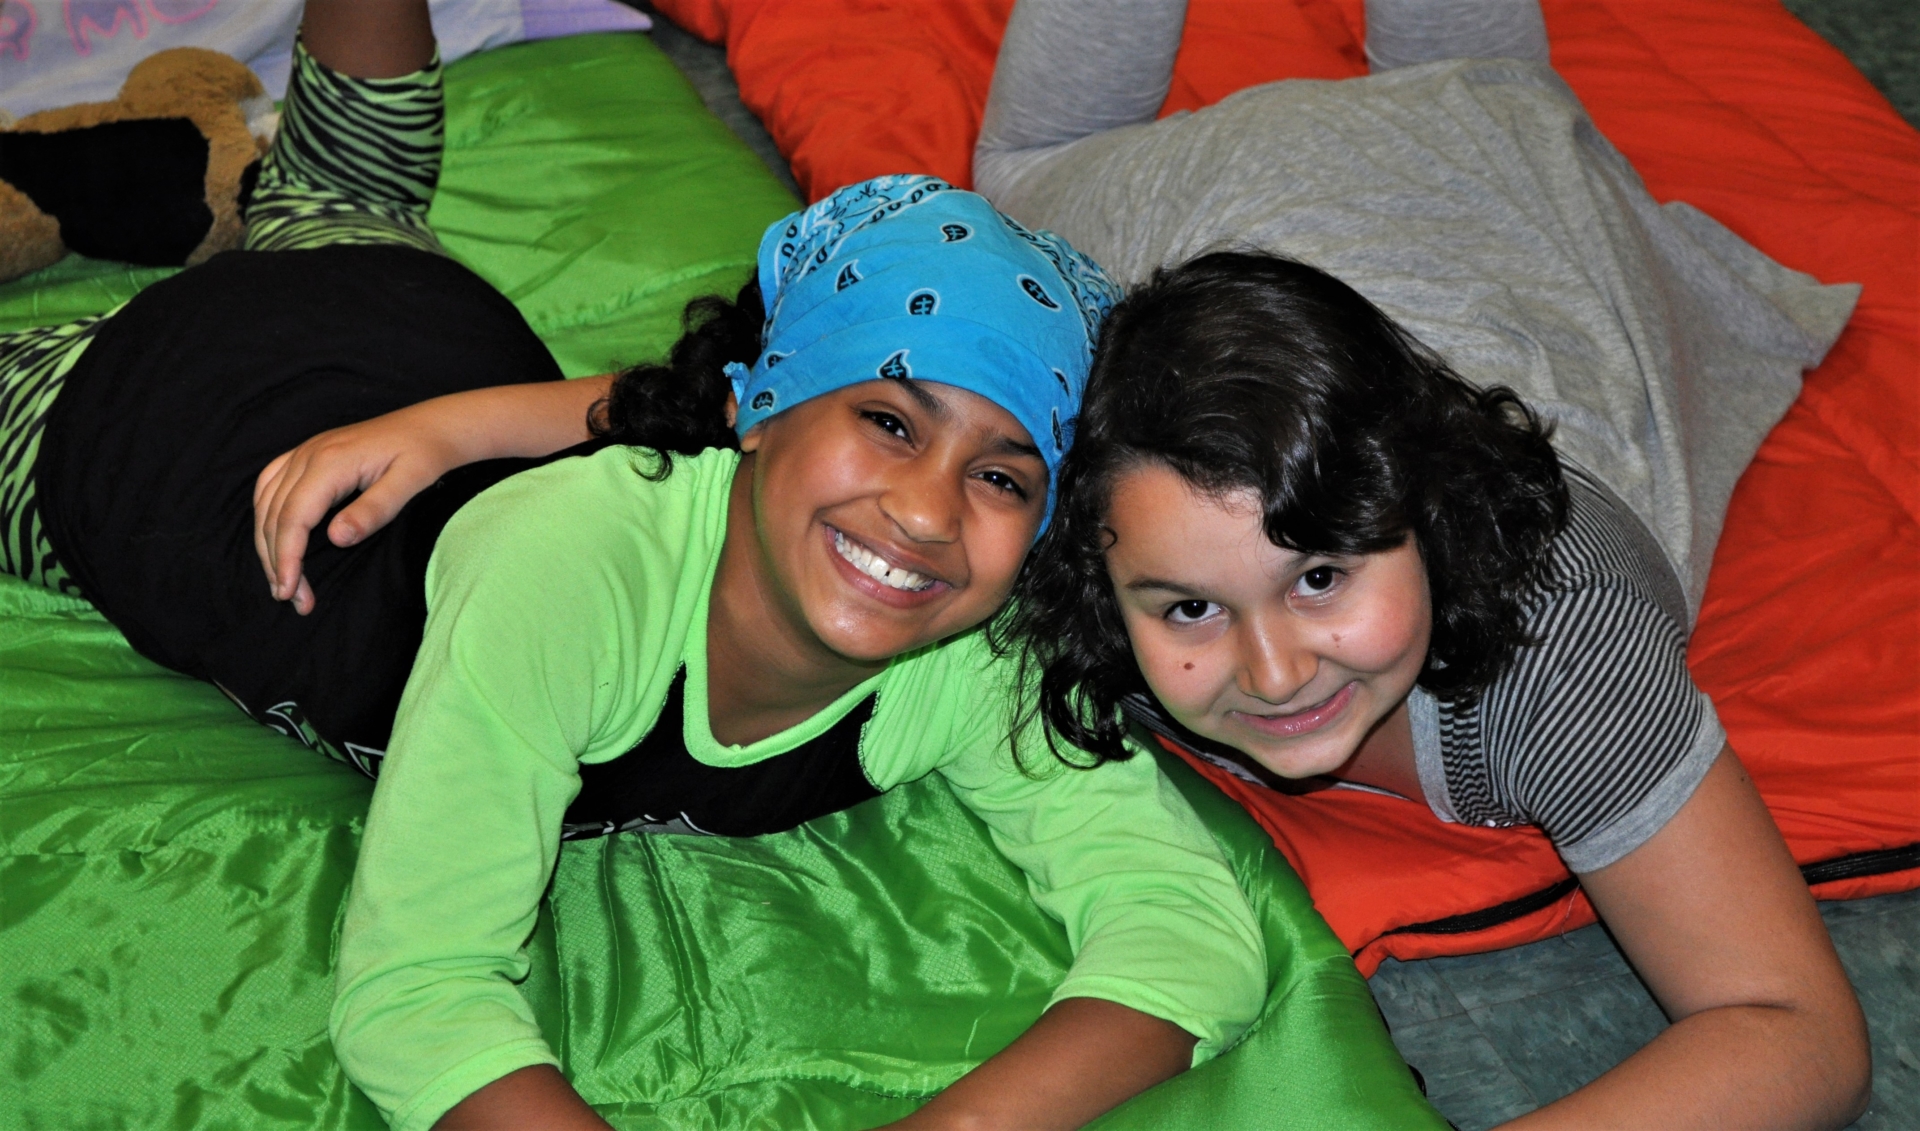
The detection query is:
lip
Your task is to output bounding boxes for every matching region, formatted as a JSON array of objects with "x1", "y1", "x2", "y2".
[
  {"x1": 823, "y1": 524, "x2": 953, "y2": 610},
  {"x1": 1230, "y1": 681, "x2": 1357, "y2": 739}
]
